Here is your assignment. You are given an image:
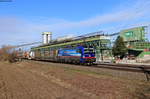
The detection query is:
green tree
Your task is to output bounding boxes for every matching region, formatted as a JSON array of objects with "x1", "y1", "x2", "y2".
[{"x1": 112, "y1": 36, "x2": 127, "y2": 59}]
